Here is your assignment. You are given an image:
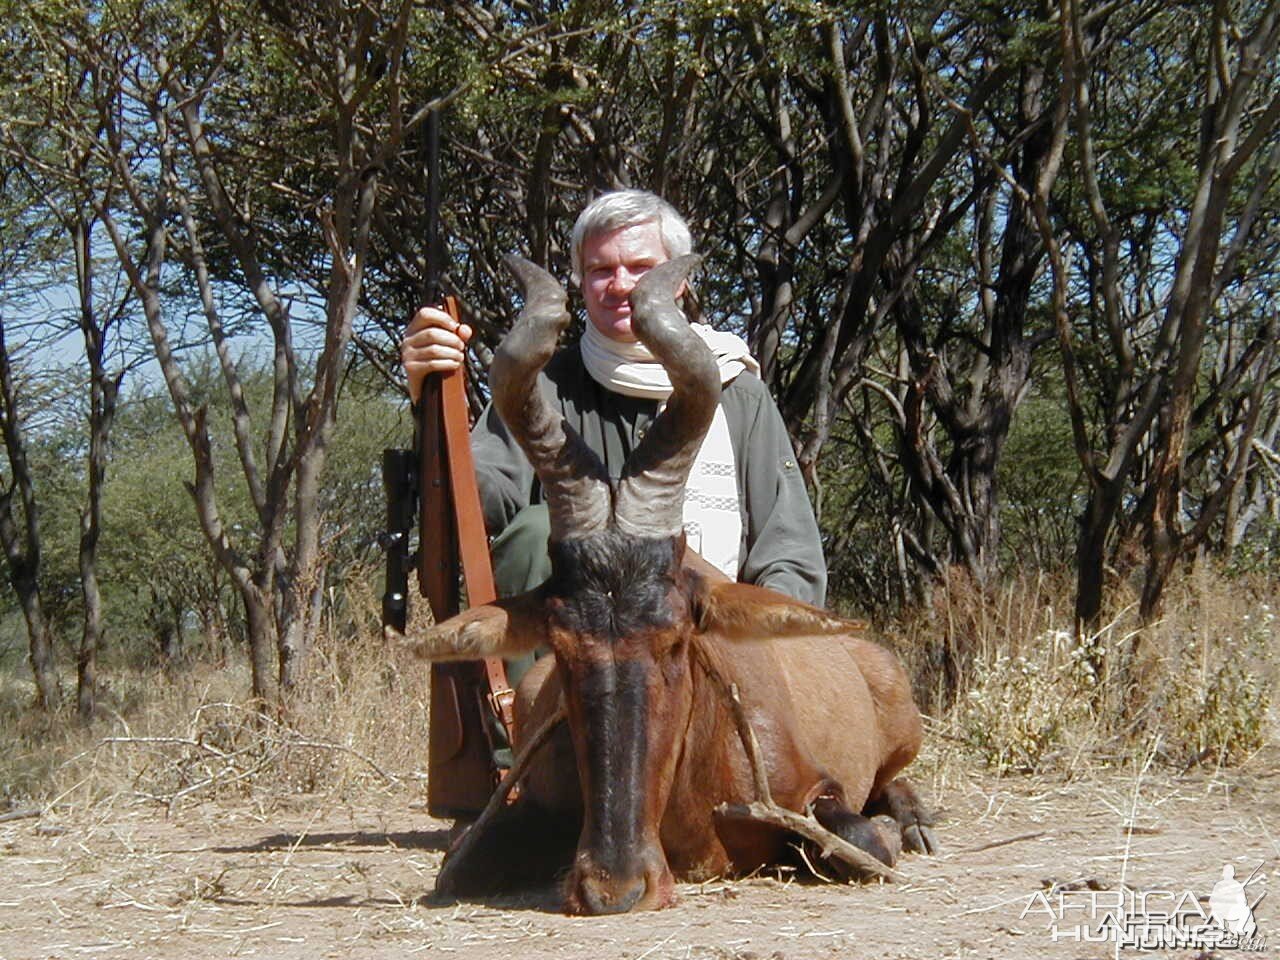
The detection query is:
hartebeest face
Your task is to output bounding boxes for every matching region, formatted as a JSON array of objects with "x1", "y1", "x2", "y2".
[
  {"x1": 543, "y1": 531, "x2": 694, "y2": 913},
  {"x1": 397, "y1": 250, "x2": 855, "y2": 913}
]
